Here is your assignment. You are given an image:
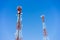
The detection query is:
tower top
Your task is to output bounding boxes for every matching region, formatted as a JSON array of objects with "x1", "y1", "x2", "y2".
[
  {"x1": 17, "y1": 6, "x2": 22, "y2": 14},
  {"x1": 41, "y1": 15, "x2": 45, "y2": 22}
]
